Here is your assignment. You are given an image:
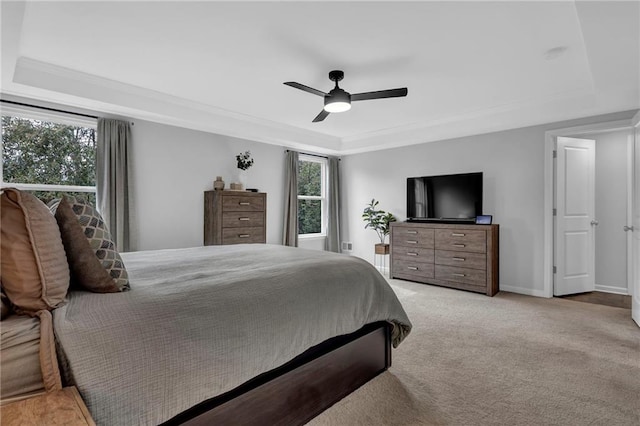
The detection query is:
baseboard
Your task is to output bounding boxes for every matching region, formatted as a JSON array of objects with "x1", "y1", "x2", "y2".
[
  {"x1": 594, "y1": 284, "x2": 628, "y2": 295},
  {"x1": 499, "y1": 285, "x2": 549, "y2": 298}
]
